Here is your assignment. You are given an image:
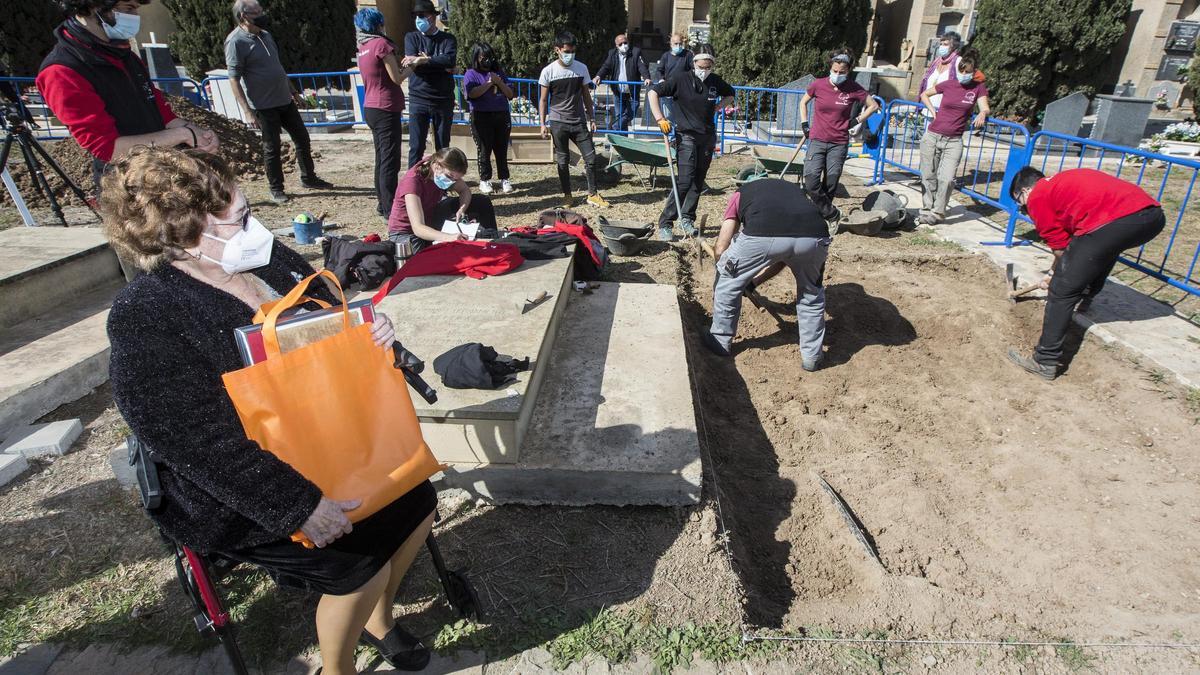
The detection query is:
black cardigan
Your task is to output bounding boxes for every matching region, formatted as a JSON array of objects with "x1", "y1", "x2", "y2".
[{"x1": 108, "y1": 243, "x2": 337, "y2": 553}]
